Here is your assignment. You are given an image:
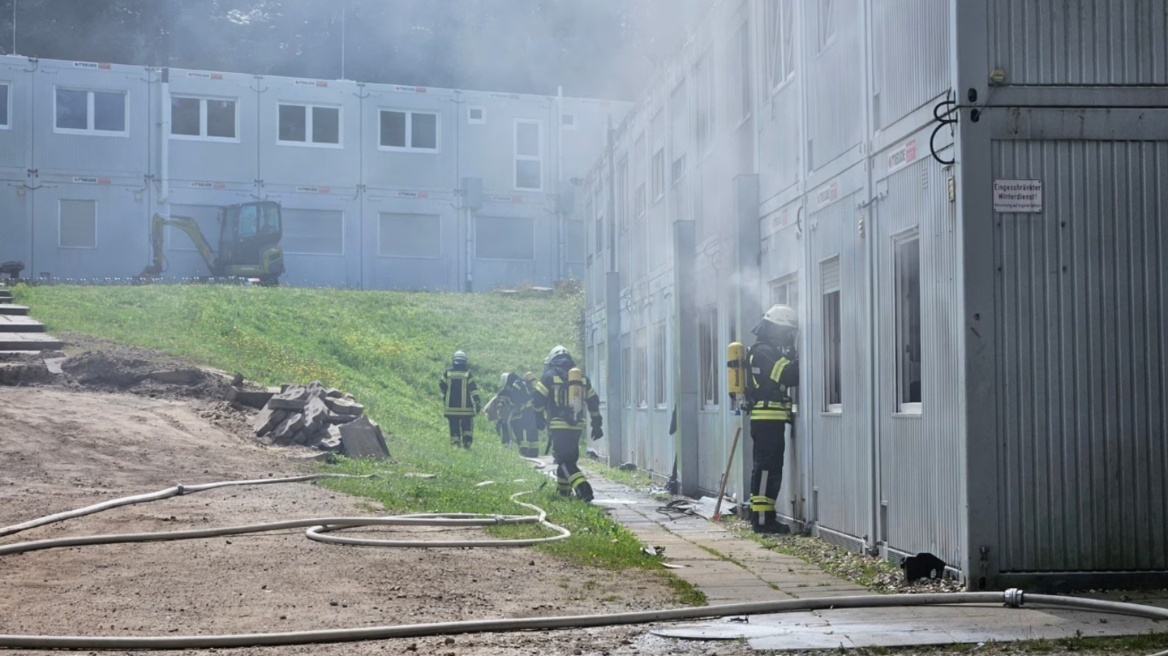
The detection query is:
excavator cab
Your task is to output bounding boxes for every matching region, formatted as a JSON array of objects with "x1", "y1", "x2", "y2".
[{"x1": 140, "y1": 200, "x2": 285, "y2": 285}]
